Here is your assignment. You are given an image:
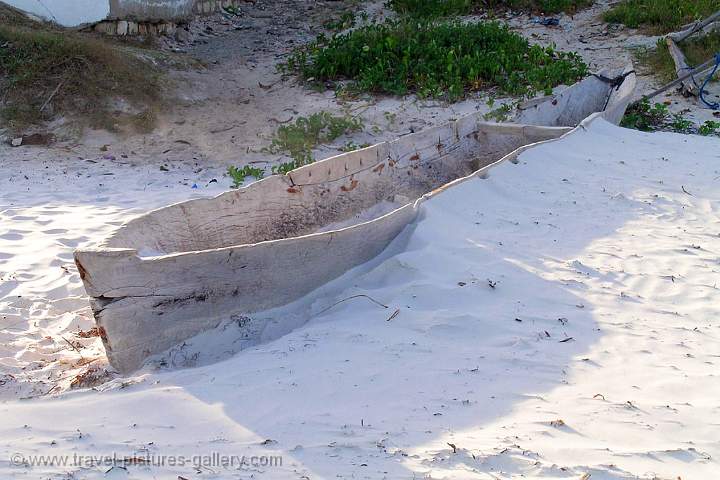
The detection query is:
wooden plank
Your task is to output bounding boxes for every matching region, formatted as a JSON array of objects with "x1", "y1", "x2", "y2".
[
  {"x1": 666, "y1": 37, "x2": 698, "y2": 96},
  {"x1": 643, "y1": 57, "x2": 717, "y2": 101}
]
